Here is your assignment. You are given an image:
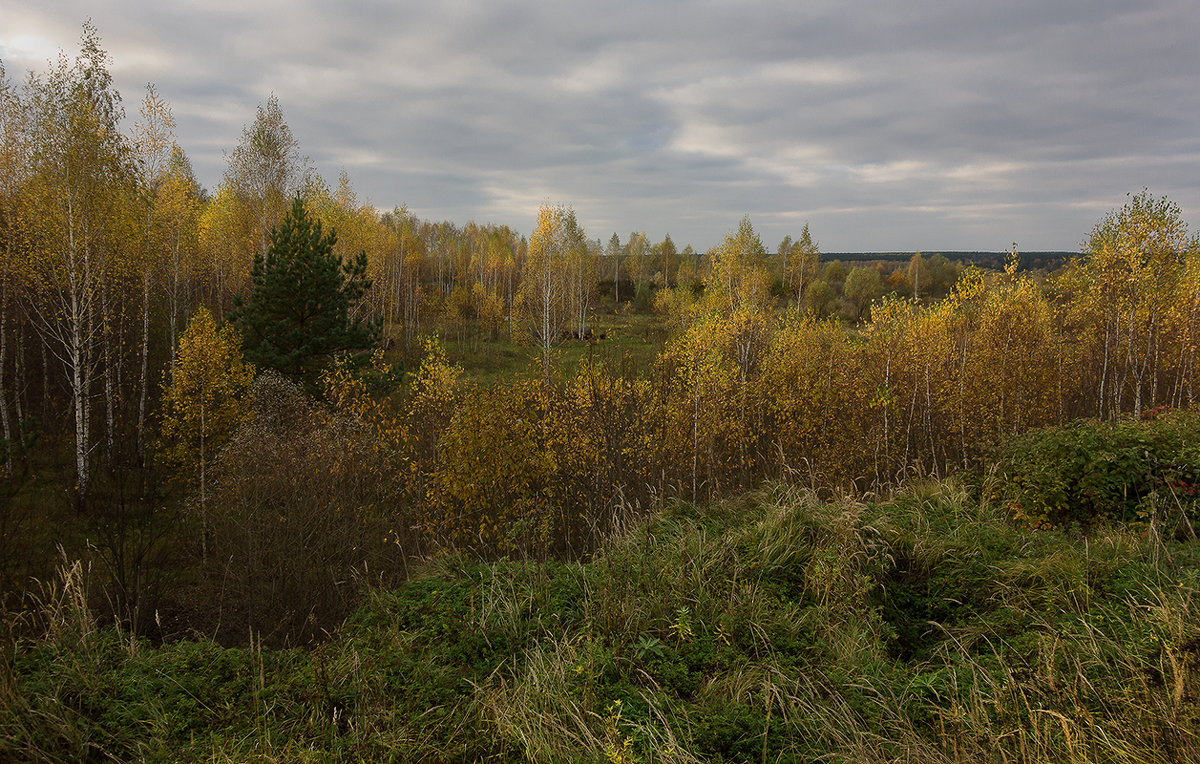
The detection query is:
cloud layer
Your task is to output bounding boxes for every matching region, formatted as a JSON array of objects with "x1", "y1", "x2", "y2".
[{"x1": 3, "y1": 0, "x2": 1199, "y2": 251}]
